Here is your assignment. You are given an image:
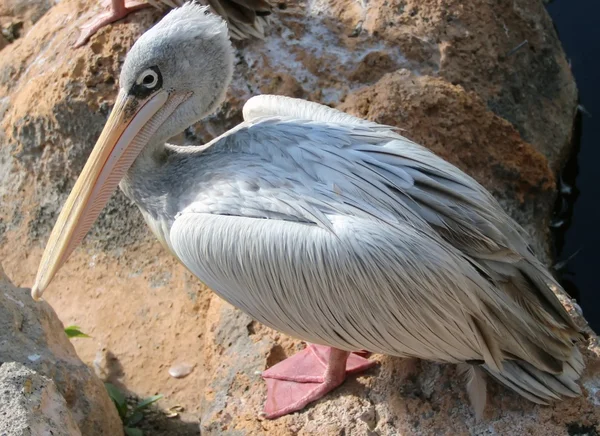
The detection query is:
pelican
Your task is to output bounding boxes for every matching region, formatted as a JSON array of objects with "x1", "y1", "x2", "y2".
[
  {"x1": 33, "y1": 3, "x2": 585, "y2": 419},
  {"x1": 73, "y1": 0, "x2": 273, "y2": 47}
]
